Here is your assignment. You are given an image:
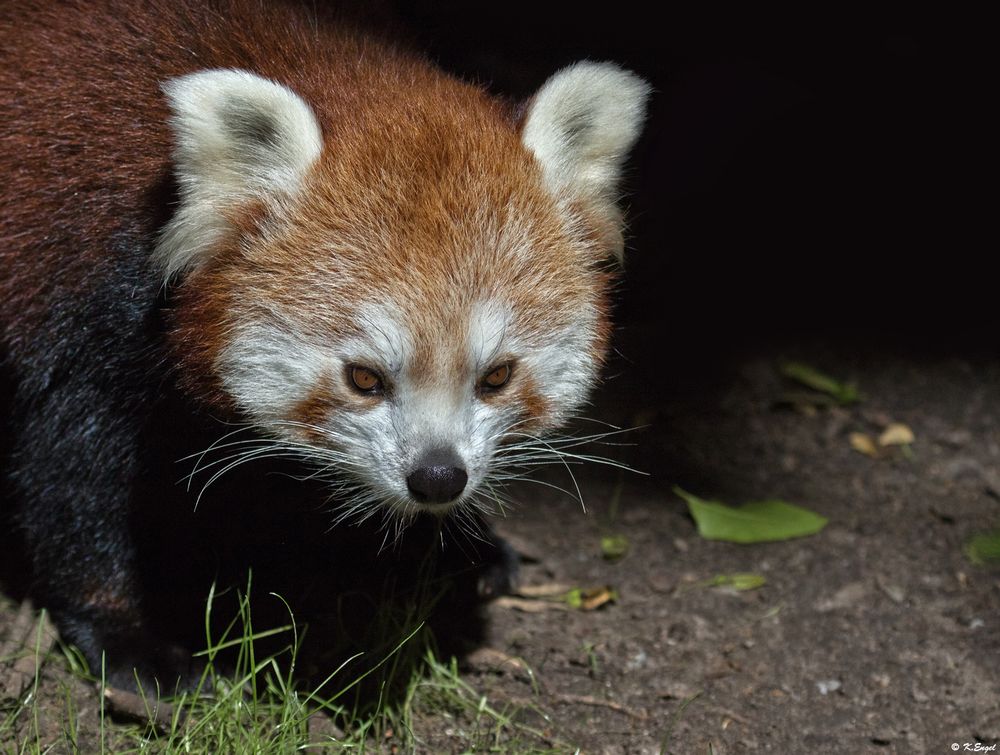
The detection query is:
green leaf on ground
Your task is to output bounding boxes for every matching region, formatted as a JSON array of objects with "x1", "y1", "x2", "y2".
[
  {"x1": 779, "y1": 361, "x2": 861, "y2": 405},
  {"x1": 674, "y1": 486, "x2": 828, "y2": 543},
  {"x1": 601, "y1": 534, "x2": 629, "y2": 560},
  {"x1": 702, "y1": 573, "x2": 767, "y2": 591},
  {"x1": 964, "y1": 530, "x2": 1000, "y2": 566}
]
